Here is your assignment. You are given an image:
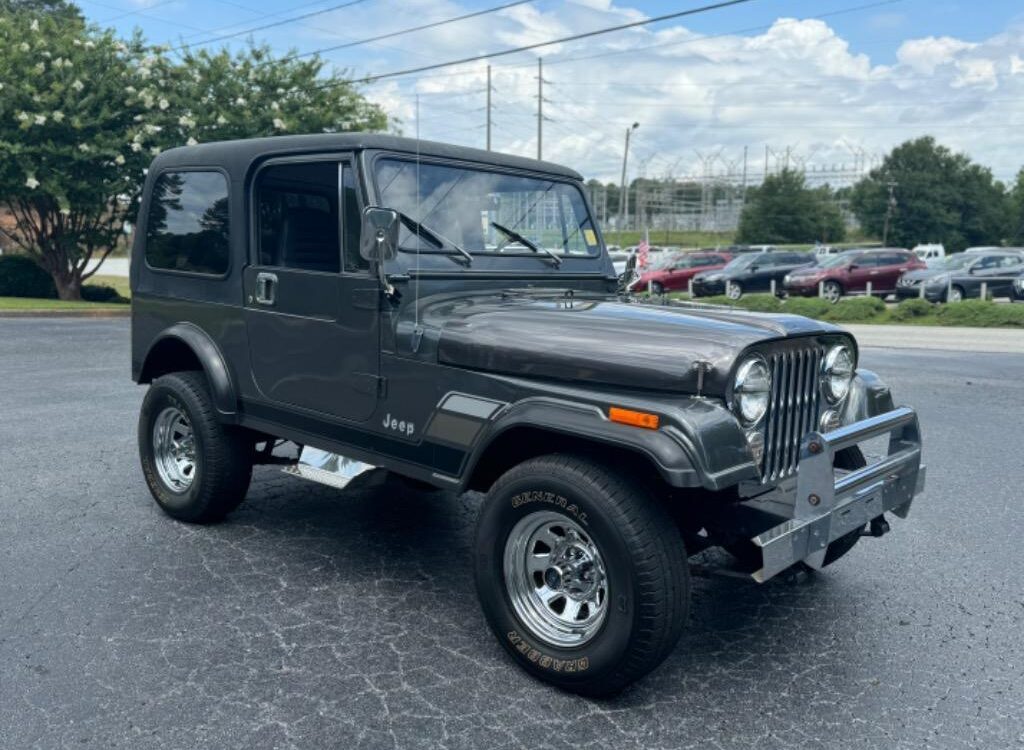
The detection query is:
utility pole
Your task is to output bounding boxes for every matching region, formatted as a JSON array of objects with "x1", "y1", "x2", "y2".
[
  {"x1": 486, "y1": 64, "x2": 492, "y2": 151},
  {"x1": 536, "y1": 58, "x2": 543, "y2": 160},
  {"x1": 882, "y1": 179, "x2": 898, "y2": 245},
  {"x1": 617, "y1": 123, "x2": 638, "y2": 238}
]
